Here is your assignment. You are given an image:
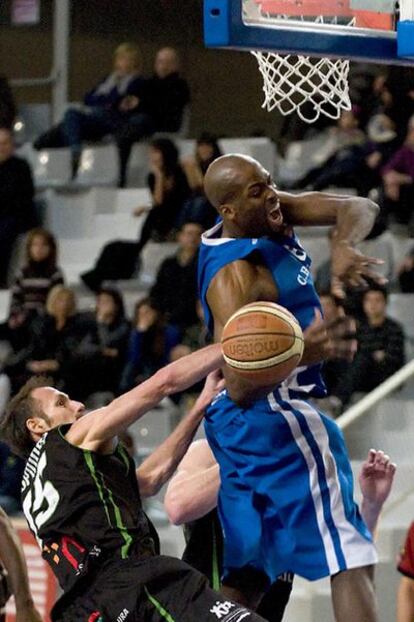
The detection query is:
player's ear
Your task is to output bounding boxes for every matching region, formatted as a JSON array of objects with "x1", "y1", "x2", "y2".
[
  {"x1": 218, "y1": 203, "x2": 235, "y2": 220},
  {"x1": 26, "y1": 416, "x2": 50, "y2": 436}
]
